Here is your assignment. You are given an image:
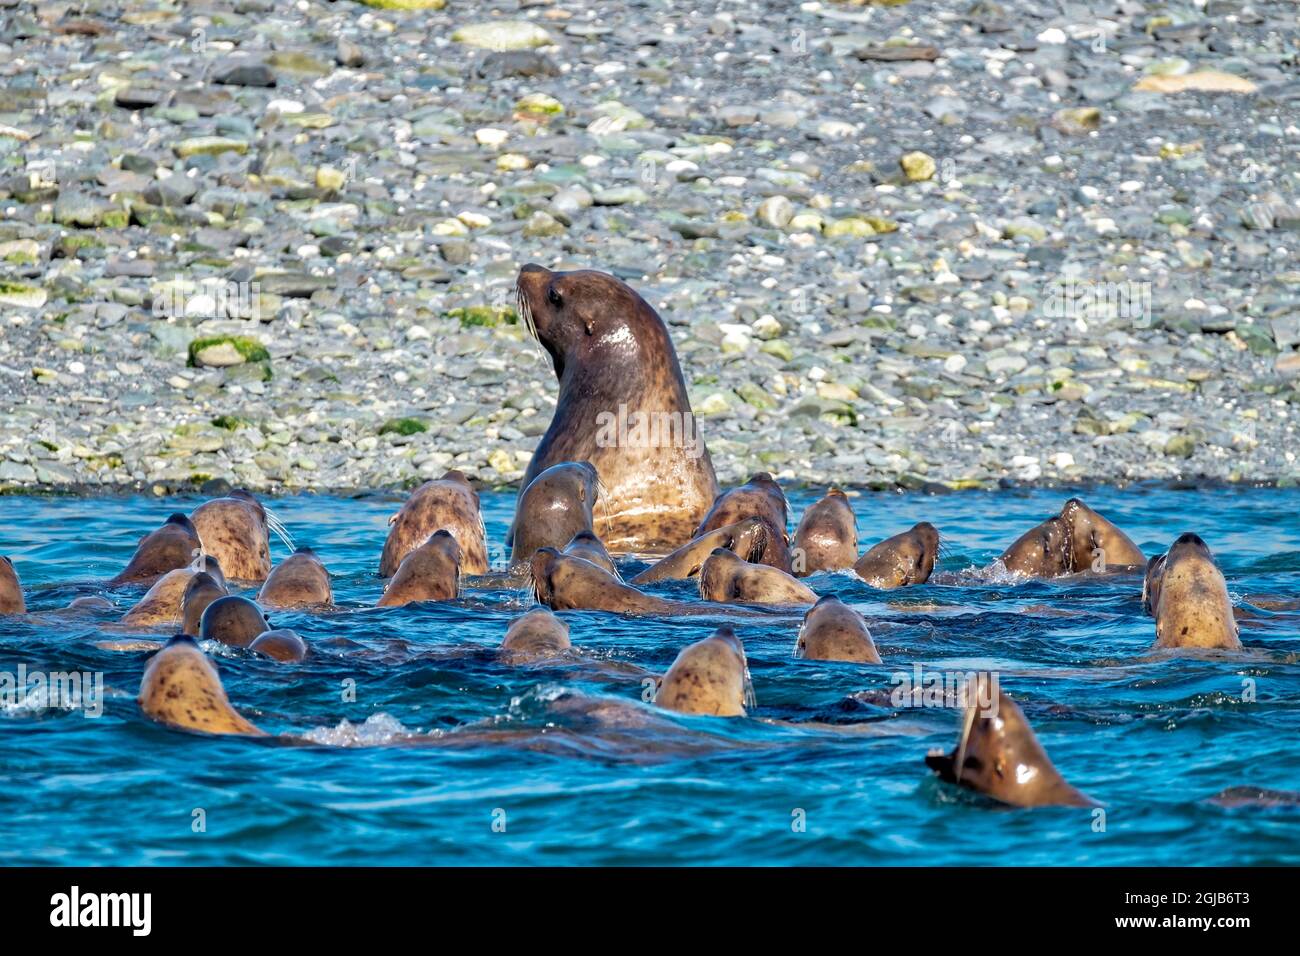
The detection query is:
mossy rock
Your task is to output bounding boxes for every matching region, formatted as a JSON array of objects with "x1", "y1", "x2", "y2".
[
  {"x1": 187, "y1": 335, "x2": 271, "y2": 370},
  {"x1": 444, "y1": 305, "x2": 518, "y2": 328},
  {"x1": 379, "y1": 417, "x2": 429, "y2": 437}
]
